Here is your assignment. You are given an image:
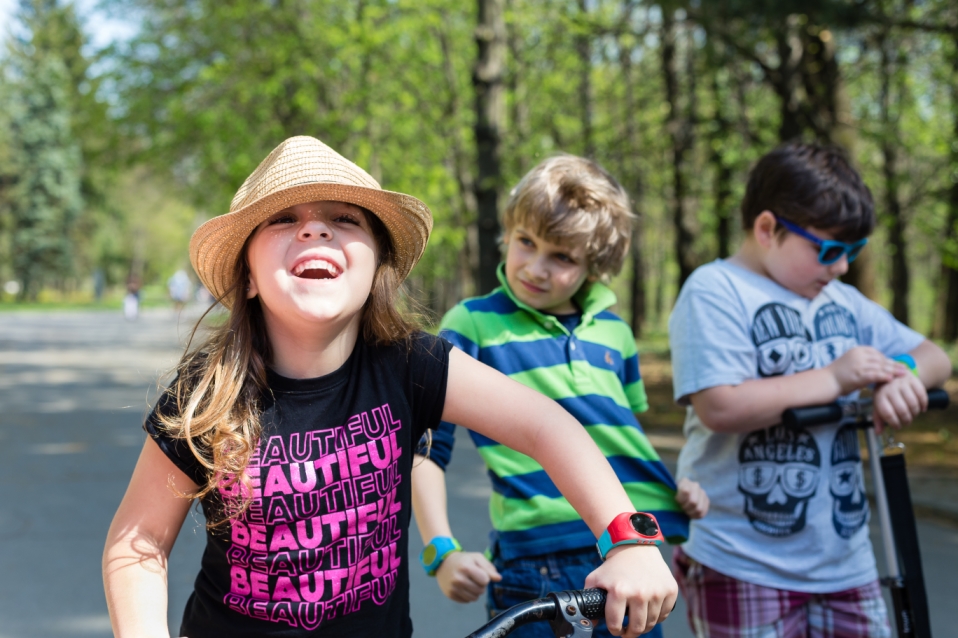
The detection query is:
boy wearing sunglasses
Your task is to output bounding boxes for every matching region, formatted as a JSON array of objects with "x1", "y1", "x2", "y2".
[{"x1": 667, "y1": 143, "x2": 951, "y2": 637}]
